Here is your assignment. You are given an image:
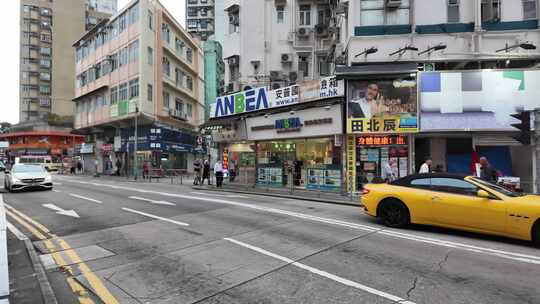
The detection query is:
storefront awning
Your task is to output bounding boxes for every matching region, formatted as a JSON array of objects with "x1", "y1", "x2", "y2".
[{"x1": 335, "y1": 63, "x2": 418, "y2": 79}]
